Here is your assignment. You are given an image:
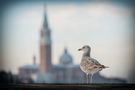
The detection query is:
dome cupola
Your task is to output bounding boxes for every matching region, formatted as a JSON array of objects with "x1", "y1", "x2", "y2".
[{"x1": 59, "y1": 48, "x2": 73, "y2": 65}]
